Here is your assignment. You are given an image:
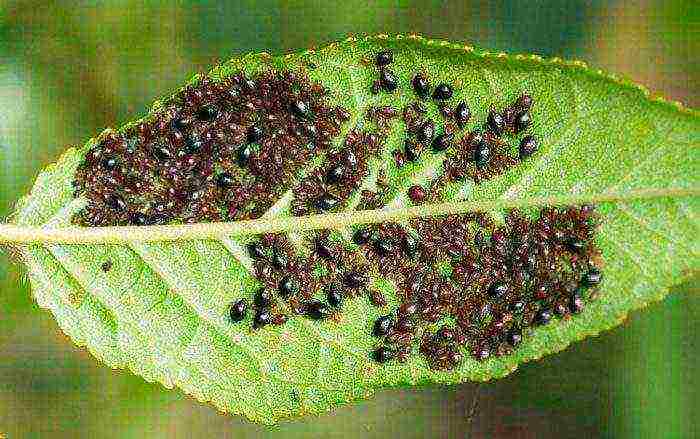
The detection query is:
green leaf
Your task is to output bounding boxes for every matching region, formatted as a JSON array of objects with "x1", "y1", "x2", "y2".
[{"x1": 1, "y1": 35, "x2": 698, "y2": 424}]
